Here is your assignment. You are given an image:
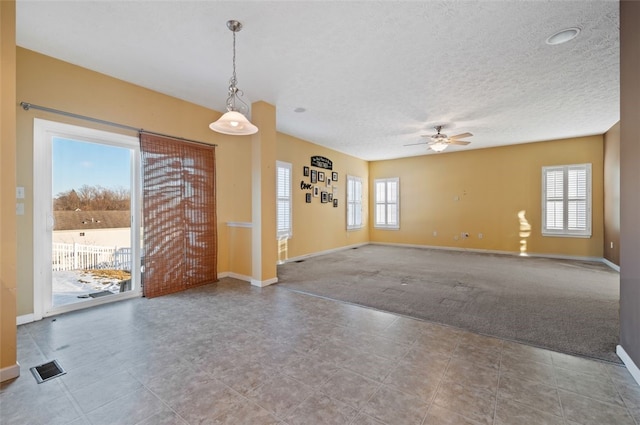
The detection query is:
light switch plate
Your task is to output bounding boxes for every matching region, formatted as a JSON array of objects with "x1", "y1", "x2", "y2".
[
  {"x1": 16, "y1": 187, "x2": 25, "y2": 199},
  {"x1": 16, "y1": 203, "x2": 25, "y2": 215}
]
